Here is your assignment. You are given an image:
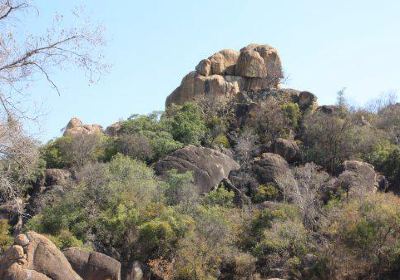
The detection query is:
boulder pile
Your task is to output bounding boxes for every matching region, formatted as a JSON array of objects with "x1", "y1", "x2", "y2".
[
  {"x1": 0, "y1": 232, "x2": 82, "y2": 280},
  {"x1": 63, "y1": 117, "x2": 103, "y2": 137},
  {"x1": 166, "y1": 44, "x2": 284, "y2": 107},
  {"x1": 0, "y1": 232, "x2": 124, "y2": 280}
]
